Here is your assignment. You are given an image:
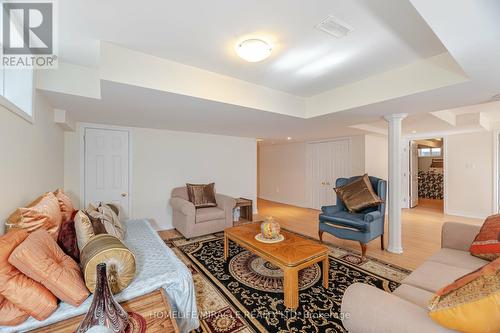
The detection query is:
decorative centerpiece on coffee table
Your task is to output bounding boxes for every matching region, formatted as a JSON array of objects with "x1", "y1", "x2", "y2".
[{"x1": 255, "y1": 217, "x2": 284, "y2": 243}]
